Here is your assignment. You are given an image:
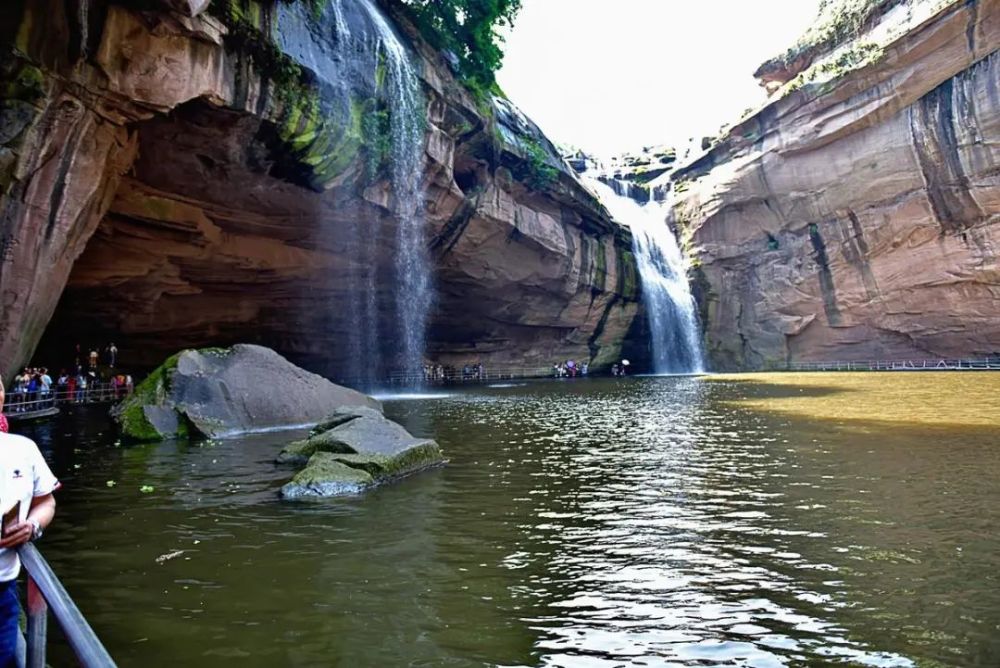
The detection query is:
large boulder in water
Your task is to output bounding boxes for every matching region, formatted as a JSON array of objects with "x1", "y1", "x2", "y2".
[
  {"x1": 113, "y1": 345, "x2": 379, "y2": 441},
  {"x1": 279, "y1": 406, "x2": 444, "y2": 499}
]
